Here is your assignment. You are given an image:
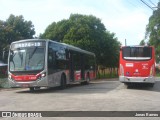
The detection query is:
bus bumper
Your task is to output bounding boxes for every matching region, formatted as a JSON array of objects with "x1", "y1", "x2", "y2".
[
  {"x1": 119, "y1": 76, "x2": 155, "y2": 83},
  {"x1": 8, "y1": 78, "x2": 48, "y2": 88}
]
